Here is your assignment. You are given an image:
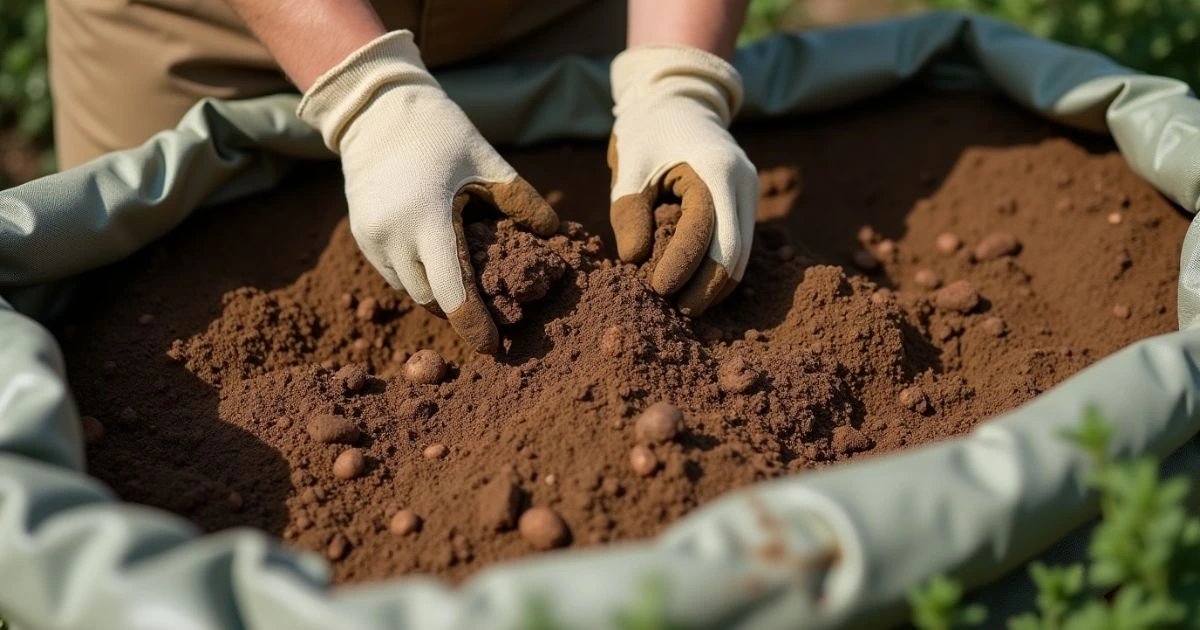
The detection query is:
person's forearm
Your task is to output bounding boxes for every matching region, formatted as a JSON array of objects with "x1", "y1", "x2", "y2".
[
  {"x1": 627, "y1": 0, "x2": 749, "y2": 60},
  {"x1": 223, "y1": 0, "x2": 387, "y2": 91}
]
